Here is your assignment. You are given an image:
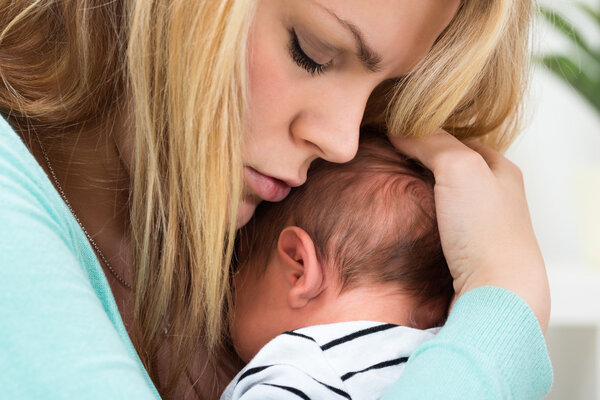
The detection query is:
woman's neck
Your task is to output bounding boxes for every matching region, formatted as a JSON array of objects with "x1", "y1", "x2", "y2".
[{"x1": 30, "y1": 116, "x2": 135, "y2": 324}]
